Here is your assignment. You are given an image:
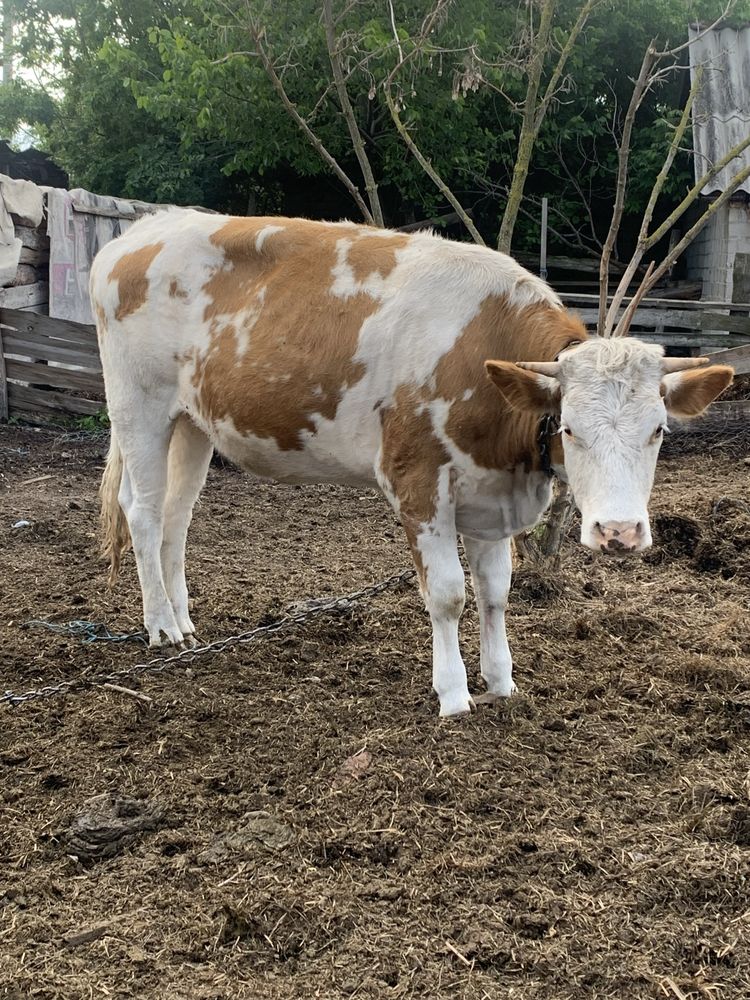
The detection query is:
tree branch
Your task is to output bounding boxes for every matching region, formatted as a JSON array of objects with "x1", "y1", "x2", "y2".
[
  {"x1": 384, "y1": 89, "x2": 485, "y2": 245},
  {"x1": 383, "y1": 0, "x2": 483, "y2": 245},
  {"x1": 497, "y1": 0, "x2": 556, "y2": 254},
  {"x1": 322, "y1": 0, "x2": 384, "y2": 226},
  {"x1": 614, "y1": 162, "x2": 750, "y2": 325},
  {"x1": 246, "y1": 16, "x2": 374, "y2": 223},
  {"x1": 598, "y1": 43, "x2": 657, "y2": 335}
]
